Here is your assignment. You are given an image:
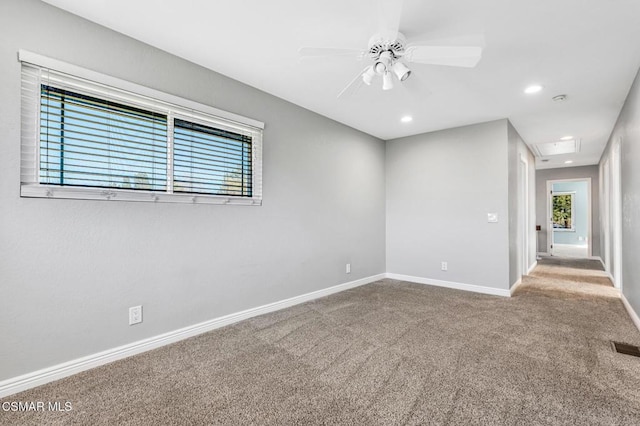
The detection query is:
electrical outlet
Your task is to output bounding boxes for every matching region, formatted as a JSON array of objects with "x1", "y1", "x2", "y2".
[
  {"x1": 441, "y1": 261, "x2": 448, "y2": 271},
  {"x1": 129, "y1": 305, "x2": 142, "y2": 325},
  {"x1": 346, "y1": 263, "x2": 351, "y2": 274}
]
